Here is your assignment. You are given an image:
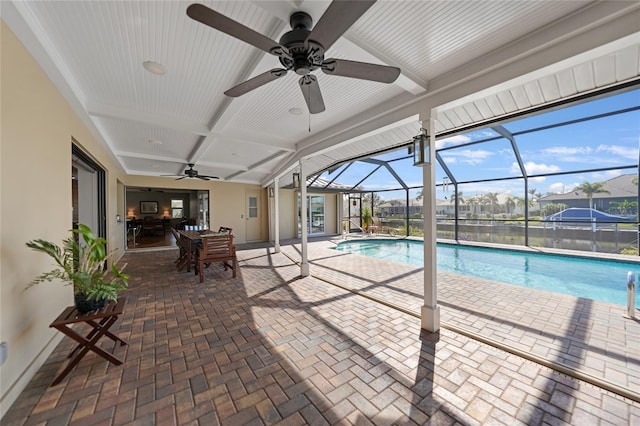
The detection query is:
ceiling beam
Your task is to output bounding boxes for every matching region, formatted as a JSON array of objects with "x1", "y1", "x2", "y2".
[
  {"x1": 341, "y1": 33, "x2": 427, "y2": 95},
  {"x1": 115, "y1": 151, "x2": 188, "y2": 164},
  {"x1": 208, "y1": 131, "x2": 296, "y2": 152},
  {"x1": 191, "y1": 15, "x2": 288, "y2": 165},
  {"x1": 86, "y1": 102, "x2": 210, "y2": 136}
]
